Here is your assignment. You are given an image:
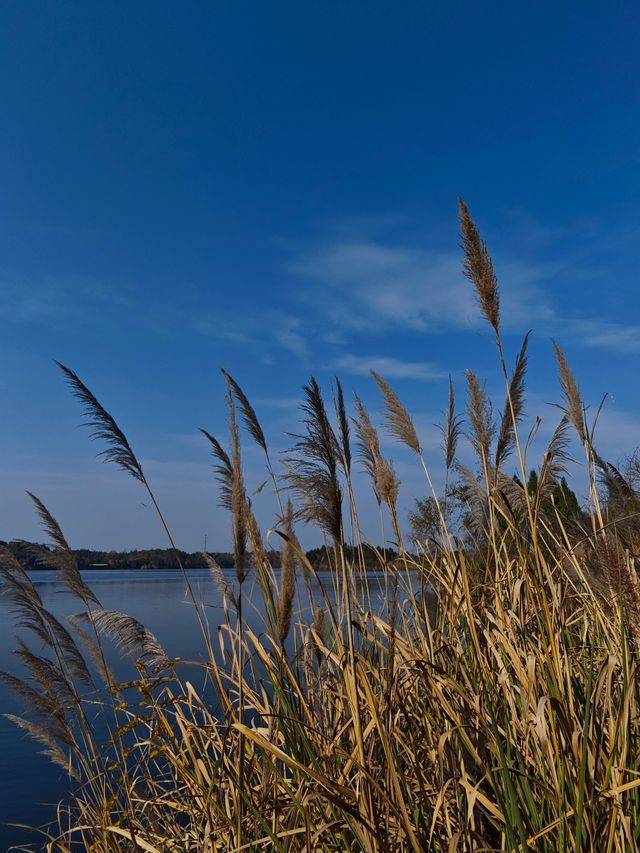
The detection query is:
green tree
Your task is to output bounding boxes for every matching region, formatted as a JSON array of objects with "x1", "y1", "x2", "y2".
[
  {"x1": 527, "y1": 470, "x2": 583, "y2": 521},
  {"x1": 408, "y1": 496, "x2": 445, "y2": 545}
]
